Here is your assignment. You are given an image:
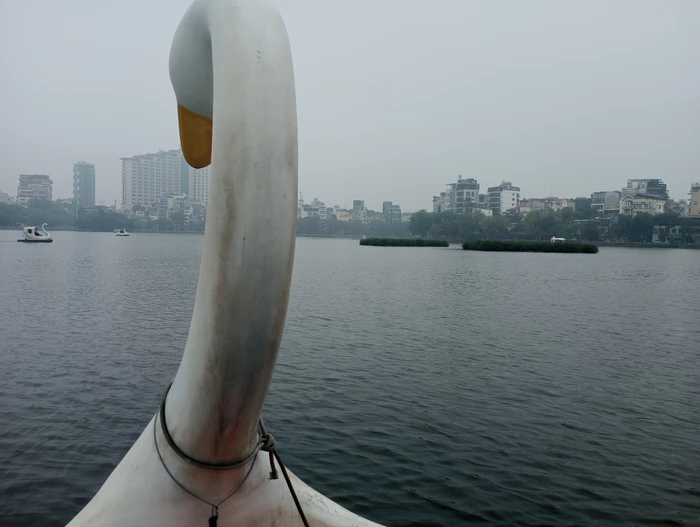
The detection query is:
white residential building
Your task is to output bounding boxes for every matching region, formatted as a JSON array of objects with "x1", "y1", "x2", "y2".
[
  {"x1": 487, "y1": 181, "x2": 521, "y2": 215},
  {"x1": 619, "y1": 194, "x2": 666, "y2": 216},
  {"x1": 189, "y1": 165, "x2": 211, "y2": 206},
  {"x1": 121, "y1": 149, "x2": 183, "y2": 211},
  {"x1": 550, "y1": 198, "x2": 575, "y2": 212},
  {"x1": 433, "y1": 176, "x2": 480, "y2": 214},
  {"x1": 297, "y1": 195, "x2": 334, "y2": 220}
]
